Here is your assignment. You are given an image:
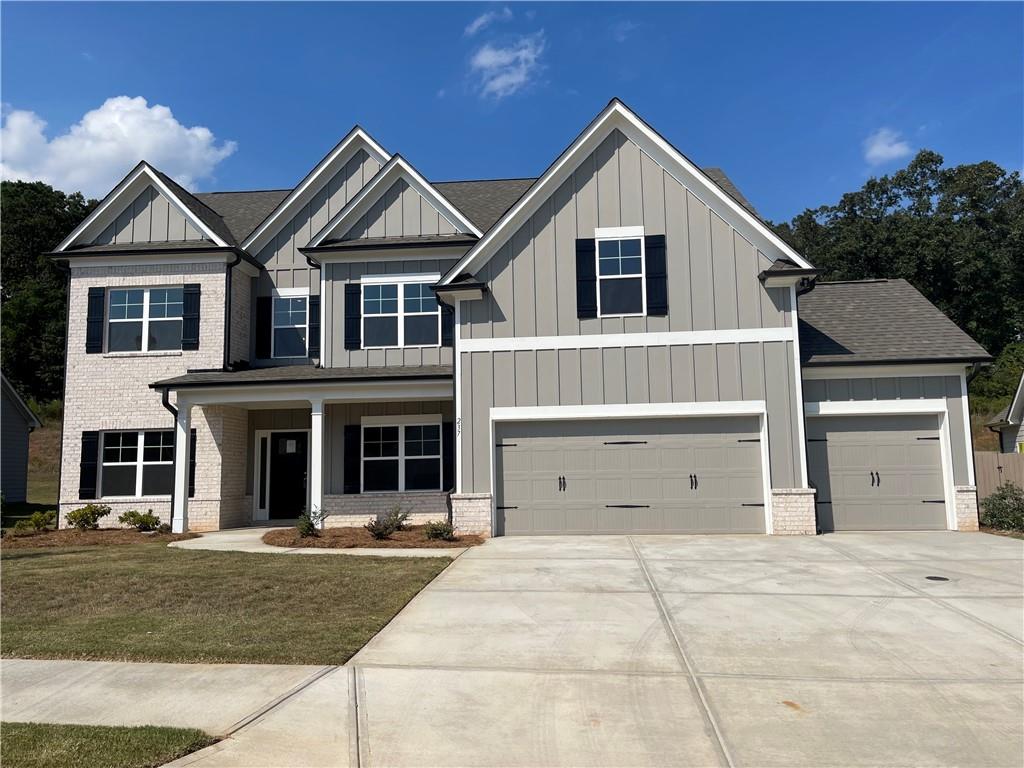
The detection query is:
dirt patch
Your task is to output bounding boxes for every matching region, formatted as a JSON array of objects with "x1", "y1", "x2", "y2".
[
  {"x1": 1, "y1": 528, "x2": 198, "y2": 549},
  {"x1": 980, "y1": 526, "x2": 1024, "y2": 540},
  {"x1": 263, "y1": 525, "x2": 483, "y2": 549}
]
